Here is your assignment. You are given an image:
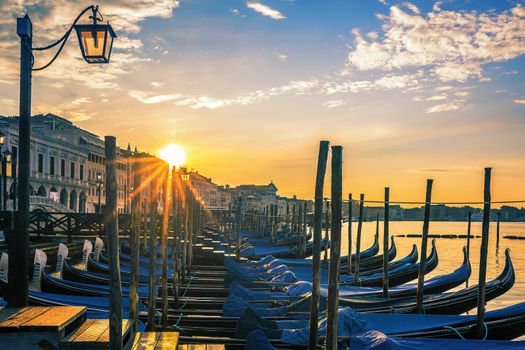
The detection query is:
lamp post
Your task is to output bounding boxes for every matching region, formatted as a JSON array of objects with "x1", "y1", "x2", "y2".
[
  {"x1": 97, "y1": 172, "x2": 104, "y2": 214},
  {"x1": 0, "y1": 131, "x2": 4, "y2": 210},
  {"x1": 10, "y1": 5, "x2": 116, "y2": 307},
  {"x1": 11, "y1": 151, "x2": 17, "y2": 211},
  {"x1": 3, "y1": 148, "x2": 12, "y2": 211}
]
